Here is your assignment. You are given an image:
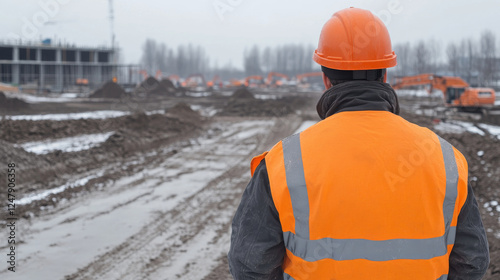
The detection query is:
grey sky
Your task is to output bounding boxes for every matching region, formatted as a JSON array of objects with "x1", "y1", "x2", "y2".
[{"x1": 1, "y1": 0, "x2": 498, "y2": 69}]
